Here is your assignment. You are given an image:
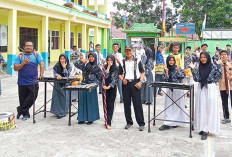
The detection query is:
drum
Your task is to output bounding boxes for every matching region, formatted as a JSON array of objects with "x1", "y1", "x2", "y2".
[
  {"x1": 71, "y1": 75, "x2": 83, "y2": 86},
  {"x1": 0, "y1": 112, "x2": 15, "y2": 131}
]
